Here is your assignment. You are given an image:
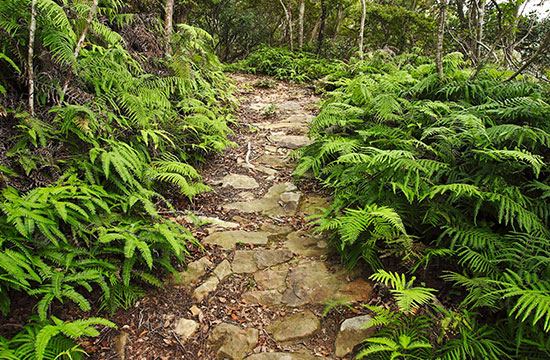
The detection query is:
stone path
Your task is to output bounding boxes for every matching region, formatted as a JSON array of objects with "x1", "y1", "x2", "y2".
[{"x1": 112, "y1": 74, "x2": 375, "y2": 360}]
